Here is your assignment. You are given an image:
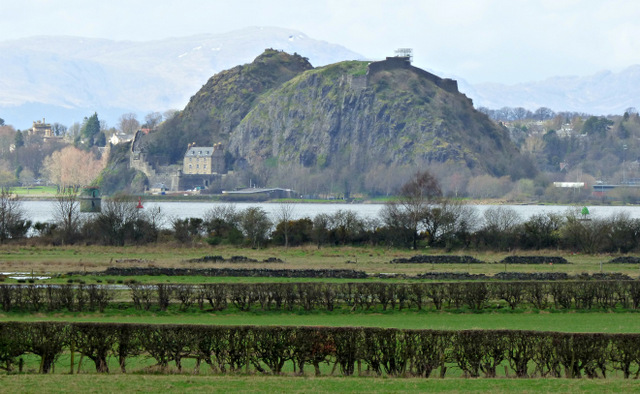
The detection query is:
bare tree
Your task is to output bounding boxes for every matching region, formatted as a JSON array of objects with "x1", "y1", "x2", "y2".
[
  {"x1": 0, "y1": 159, "x2": 14, "y2": 185},
  {"x1": 379, "y1": 200, "x2": 413, "y2": 247},
  {"x1": 17, "y1": 143, "x2": 49, "y2": 178},
  {"x1": 52, "y1": 190, "x2": 82, "y2": 244},
  {"x1": 202, "y1": 204, "x2": 242, "y2": 243},
  {"x1": 43, "y1": 146, "x2": 105, "y2": 191},
  {"x1": 18, "y1": 168, "x2": 35, "y2": 186},
  {"x1": 533, "y1": 107, "x2": 556, "y2": 121},
  {"x1": 397, "y1": 170, "x2": 442, "y2": 249},
  {"x1": 482, "y1": 206, "x2": 522, "y2": 233},
  {"x1": 144, "y1": 112, "x2": 163, "y2": 130},
  {"x1": 312, "y1": 213, "x2": 331, "y2": 248},
  {"x1": 204, "y1": 204, "x2": 239, "y2": 227},
  {"x1": 117, "y1": 113, "x2": 140, "y2": 135},
  {"x1": 274, "y1": 201, "x2": 296, "y2": 248},
  {"x1": 163, "y1": 109, "x2": 178, "y2": 121},
  {"x1": 421, "y1": 199, "x2": 478, "y2": 248},
  {"x1": 467, "y1": 175, "x2": 513, "y2": 199},
  {"x1": 51, "y1": 123, "x2": 67, "y2": 136},
  {"x1": 238, "y1": 207, "x2": 272, "y2": 248},
  {"x1": 0, "y1": 187, "x2": 30, "y2": 243},
  {"x1": 87, "y1": 196, "x2": 140, "y2": 246},
  {"x1": 67, "y1": 122, "x2": 82, "y2": 141},
  {"x1": 0, "y1": 126, "x2": 15, "y2": 156},
  {"x1": 141, "y1": 205, "x2": 165, "y2": 233}
]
